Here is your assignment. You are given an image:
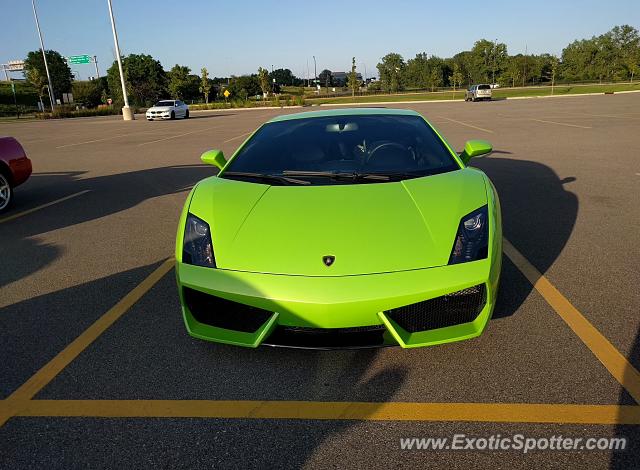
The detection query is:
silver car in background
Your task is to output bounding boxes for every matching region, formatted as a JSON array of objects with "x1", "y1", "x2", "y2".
[
  {"x1": 465, "y1": 84, "x2": 492, "y2": 102},
  {"x1": 146, "y1": 100, "x2": 190, "y2": 120}
]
